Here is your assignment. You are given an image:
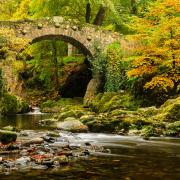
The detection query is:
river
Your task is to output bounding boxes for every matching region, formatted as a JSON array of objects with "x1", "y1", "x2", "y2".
[{"x1": 0, "y1": 113, "x2": 180, "y2": 179}]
